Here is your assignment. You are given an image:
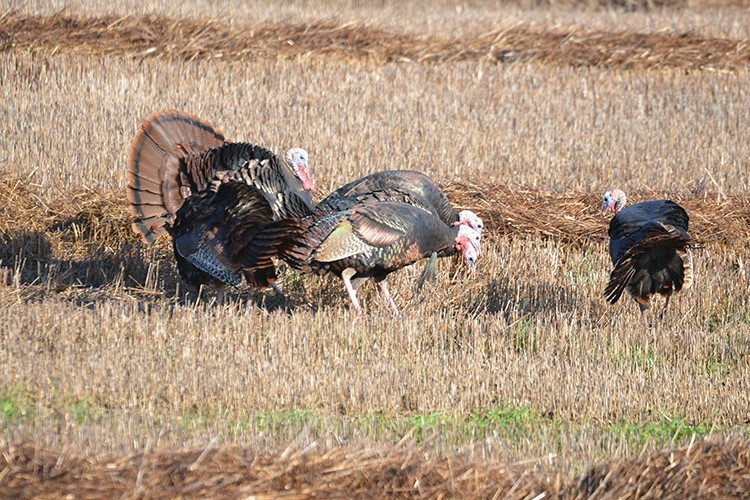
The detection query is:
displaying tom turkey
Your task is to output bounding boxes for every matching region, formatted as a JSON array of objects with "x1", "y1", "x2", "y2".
[
  {"x1": 275, "y1": 200, "x2": 481, "y2": 315},
  {"x1": 126, "y1": 109, "x2": 315, "y2": 295},
  {"x1": 601, "y1": 189, "x2": 693, "y2": 324},
  {"x1": 316, "y1": 170, "x2": 484, "y2": 287},
  {"x1": 127, "y1": 109, "x2": 314, "y2": 245}
]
